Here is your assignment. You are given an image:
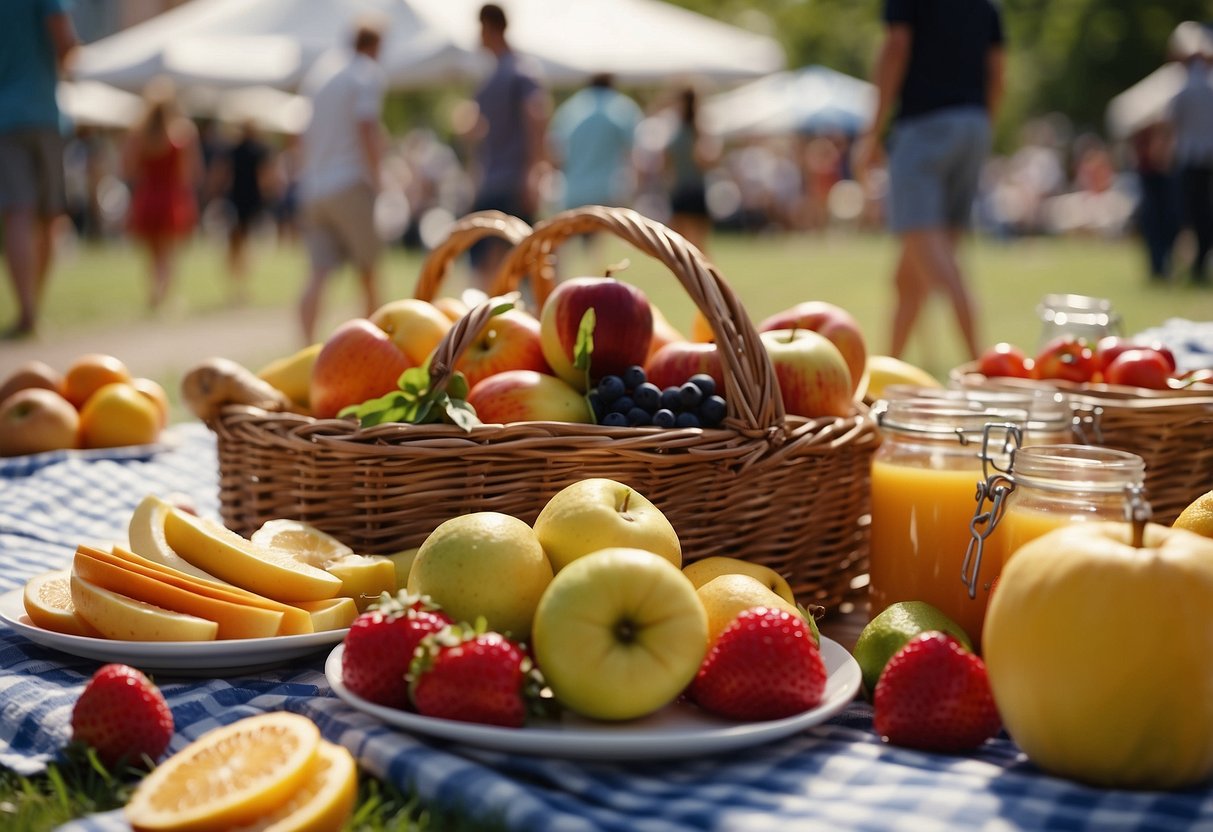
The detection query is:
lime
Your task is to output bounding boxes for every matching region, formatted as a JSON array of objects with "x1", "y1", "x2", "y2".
[{"x1": 854, "y1": 600, "x2": 973, "y2": 696}]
